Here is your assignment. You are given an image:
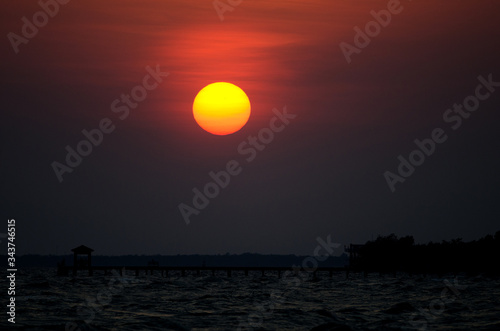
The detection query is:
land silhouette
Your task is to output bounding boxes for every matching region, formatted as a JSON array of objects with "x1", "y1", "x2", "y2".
[
  {"x1": 352, "y1": 230, "x2": 500, "y2": 275},
  {"x1": 5, "y1": 231, "x2": 499, "y2": 276}
]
